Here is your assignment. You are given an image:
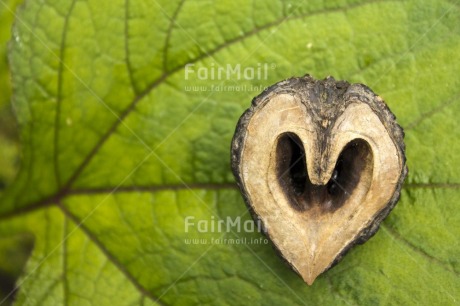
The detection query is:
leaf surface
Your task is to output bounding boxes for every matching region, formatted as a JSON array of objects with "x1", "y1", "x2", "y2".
[
  {"x1": 1, "y1": 0, "x2": 460, "y2": 305},
  {"x1": 0, "y1": 0, "x2": 22, "y2": 194}
]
